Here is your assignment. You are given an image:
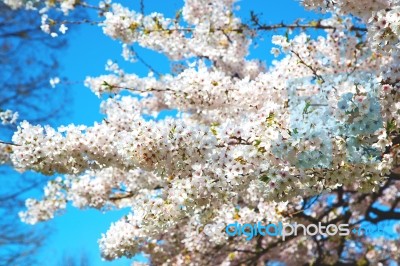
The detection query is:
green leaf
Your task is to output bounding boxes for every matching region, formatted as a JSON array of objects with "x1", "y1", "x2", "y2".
[
  {"x1": 303, "y1": 101, "x2": 312, "y2": 115},
  {"x1": 253, "y1": 139, "x2": 261, "y2": 147},
  {"x1": 266, "y1": 112, "x2": 275, "y2": 126},
  {"x1": 169, "y1": 125, "x2": 176, "y2": 139},
  {"x1": 260, "y1": 175, "x2": 270, "y2": 183},
  {"x1": 386, "y1": 119, "x2": 396, "y2": 134}
]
